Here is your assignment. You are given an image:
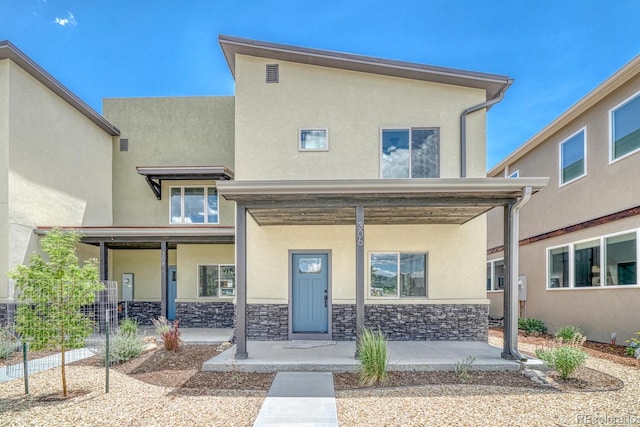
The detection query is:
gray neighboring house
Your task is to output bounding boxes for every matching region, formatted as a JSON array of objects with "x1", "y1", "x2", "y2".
[{"x1": 487, "y1": 54, "x2": 640, "y2": 344}]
